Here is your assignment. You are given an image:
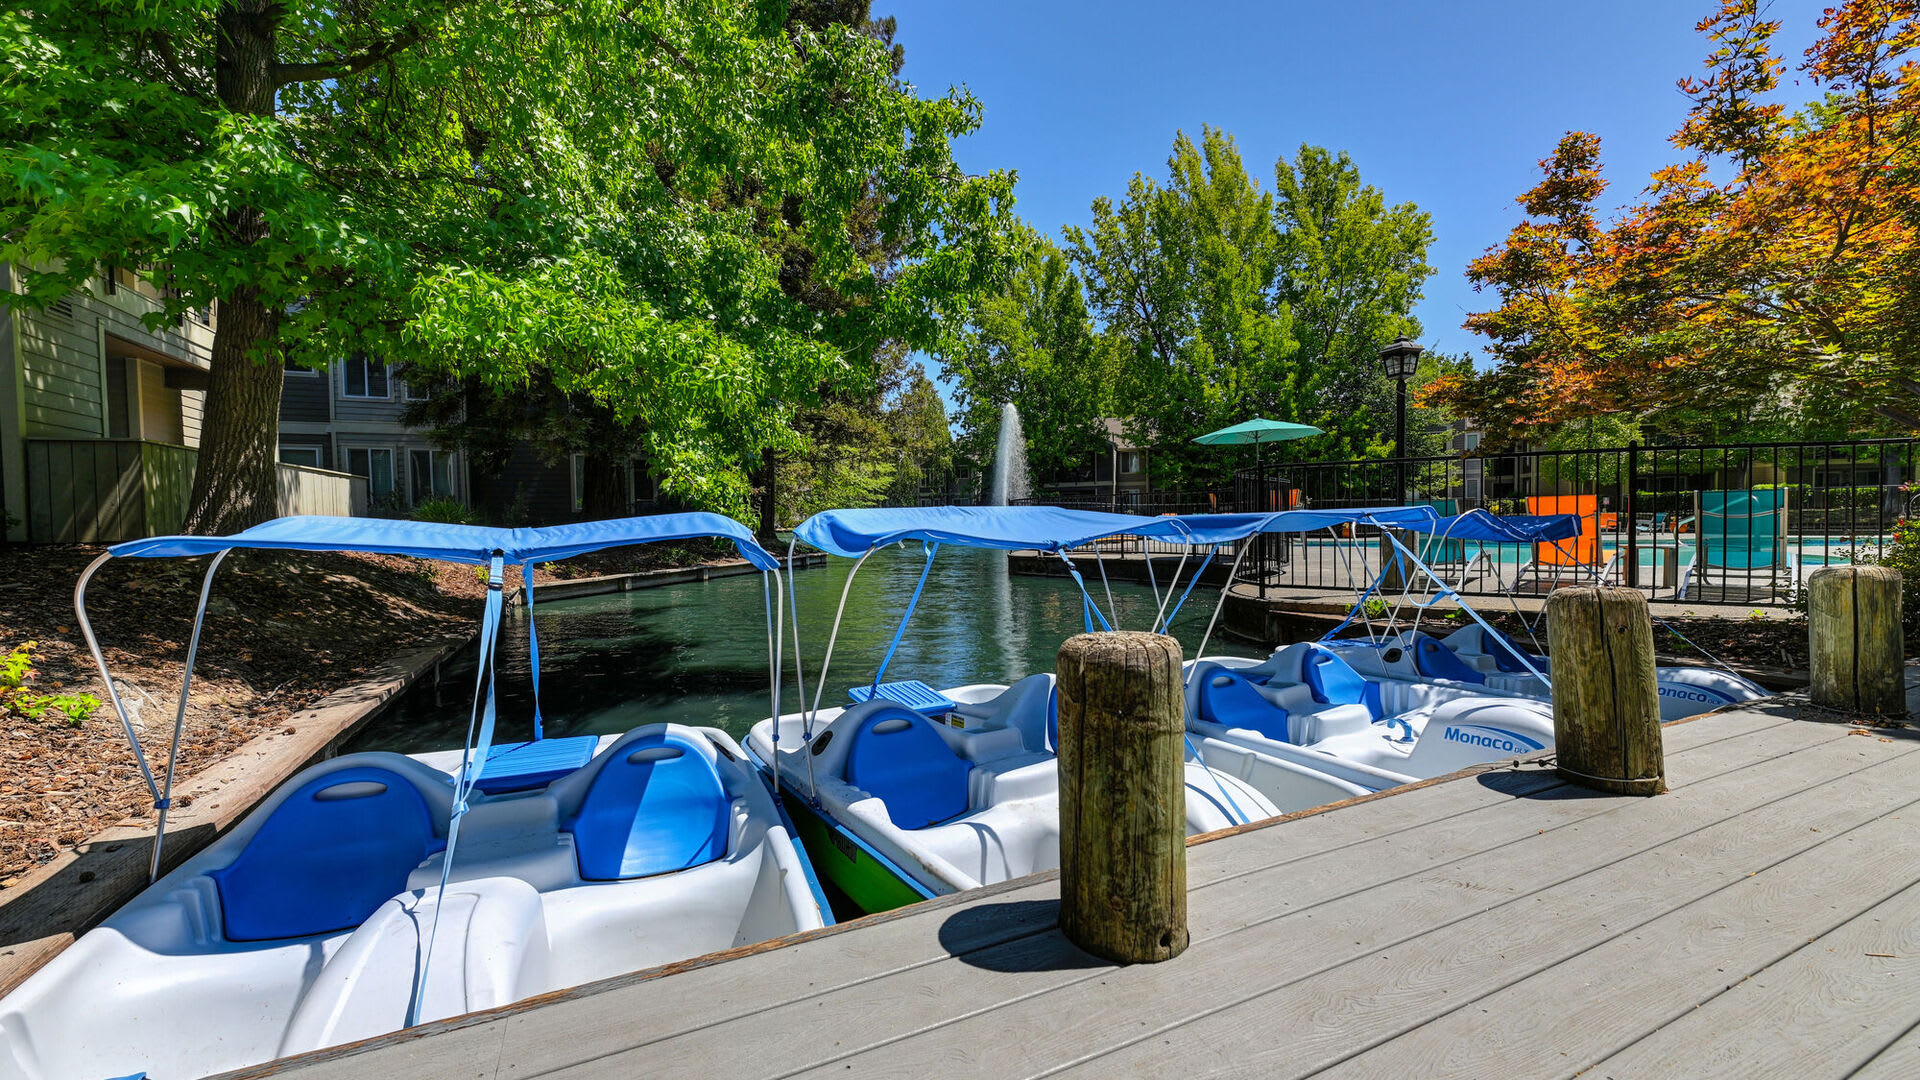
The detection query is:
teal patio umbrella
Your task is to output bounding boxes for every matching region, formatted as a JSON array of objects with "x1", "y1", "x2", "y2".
[{"x1": 1193, "y1": 418, "x2": 1323, "y2": 510}]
